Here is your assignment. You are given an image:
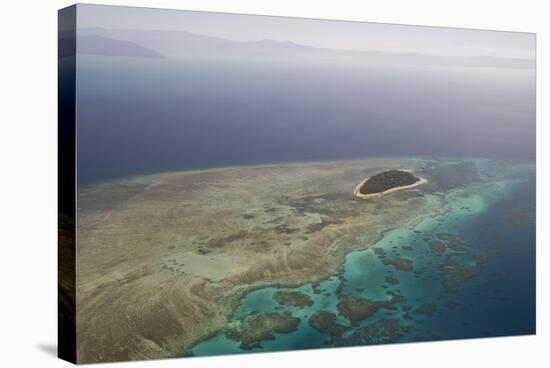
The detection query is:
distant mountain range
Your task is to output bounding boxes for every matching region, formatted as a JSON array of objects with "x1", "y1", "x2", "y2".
[
  {"x1": 59, "y1": 31, "x2": 164, "y2": 58},
  {"x1": 67, "y1": 27, "x2": 534, "y2": 69},
  {"x1": 78, "y1": 34, "x2": 165, "y2": 58}
]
